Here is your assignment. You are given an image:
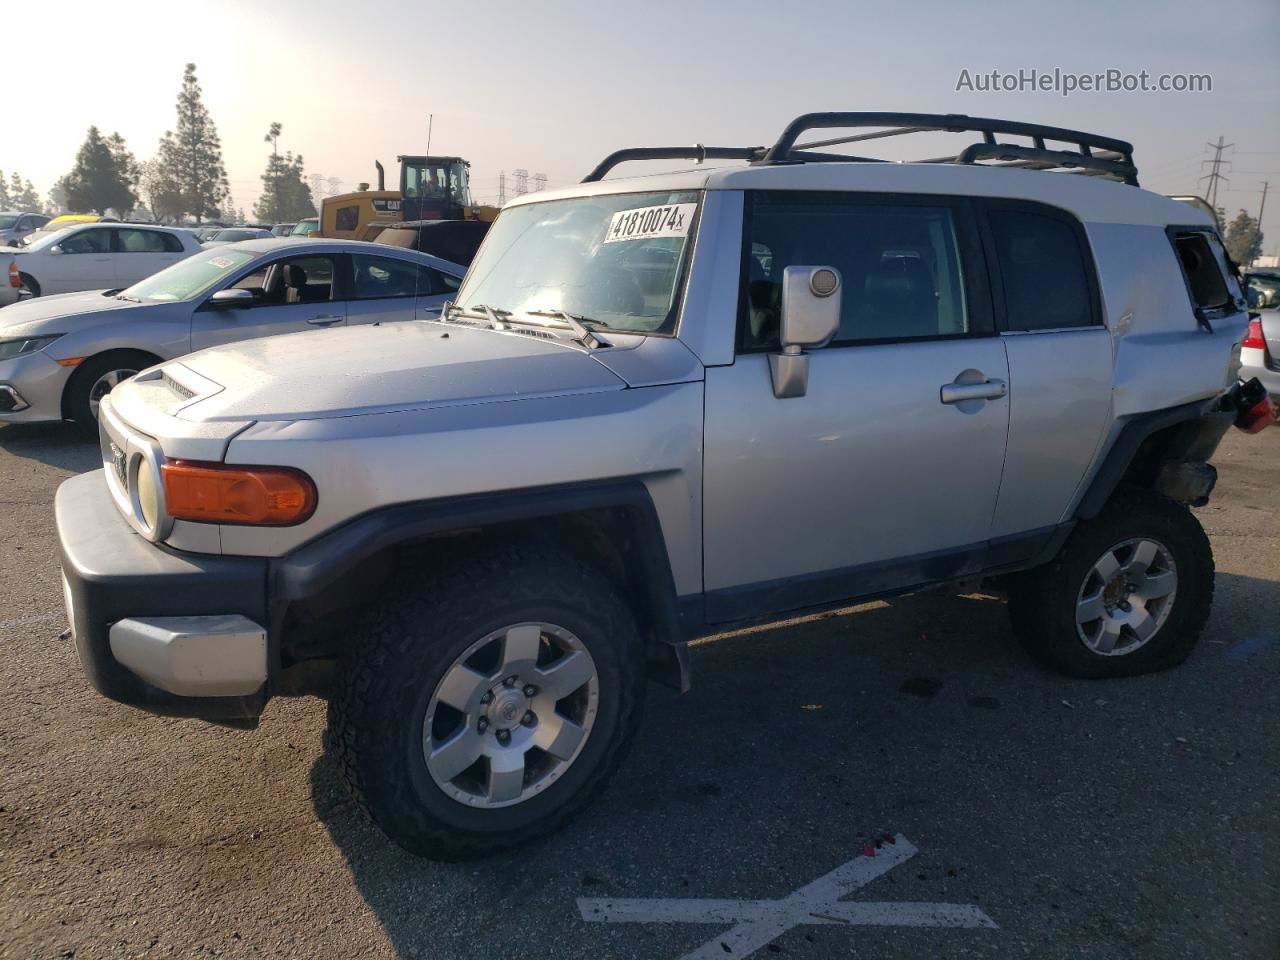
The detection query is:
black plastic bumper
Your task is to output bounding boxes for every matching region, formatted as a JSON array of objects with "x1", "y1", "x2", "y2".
[{"x1": 56, "y1": 471, "x2": 270, "y2": 720}]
